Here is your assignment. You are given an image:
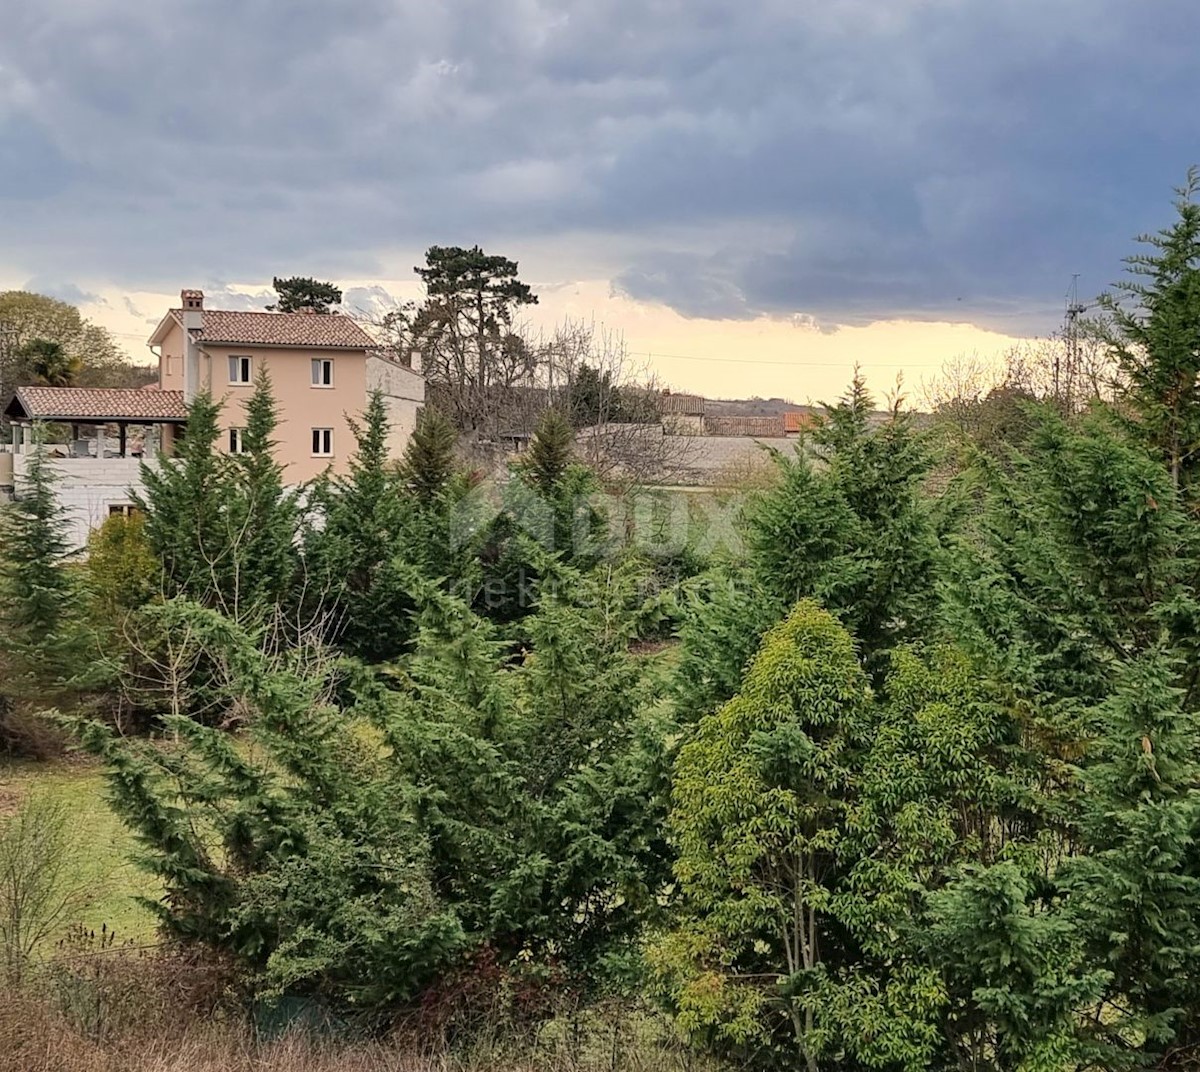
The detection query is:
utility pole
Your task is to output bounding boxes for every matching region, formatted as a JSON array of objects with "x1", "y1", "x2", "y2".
[
  {"x1": 0, "y1": 320, "x2": 17, "y2": 438},
  {"x1": 1059, "y1": 275, "x2": 1088, "y2": 410}
]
